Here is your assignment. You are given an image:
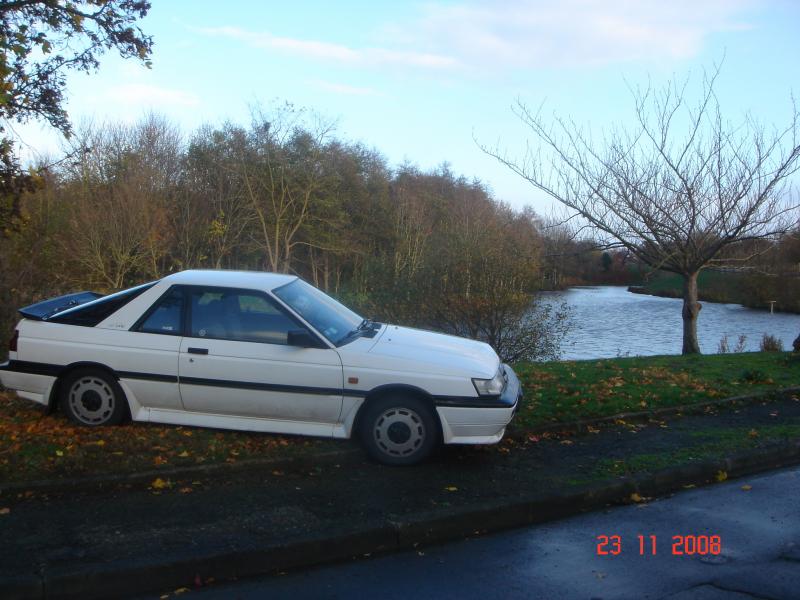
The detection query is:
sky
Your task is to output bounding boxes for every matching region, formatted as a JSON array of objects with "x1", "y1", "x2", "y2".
[{"x1": 15, "y1": 0, "x2": 800, "y2": 214}]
